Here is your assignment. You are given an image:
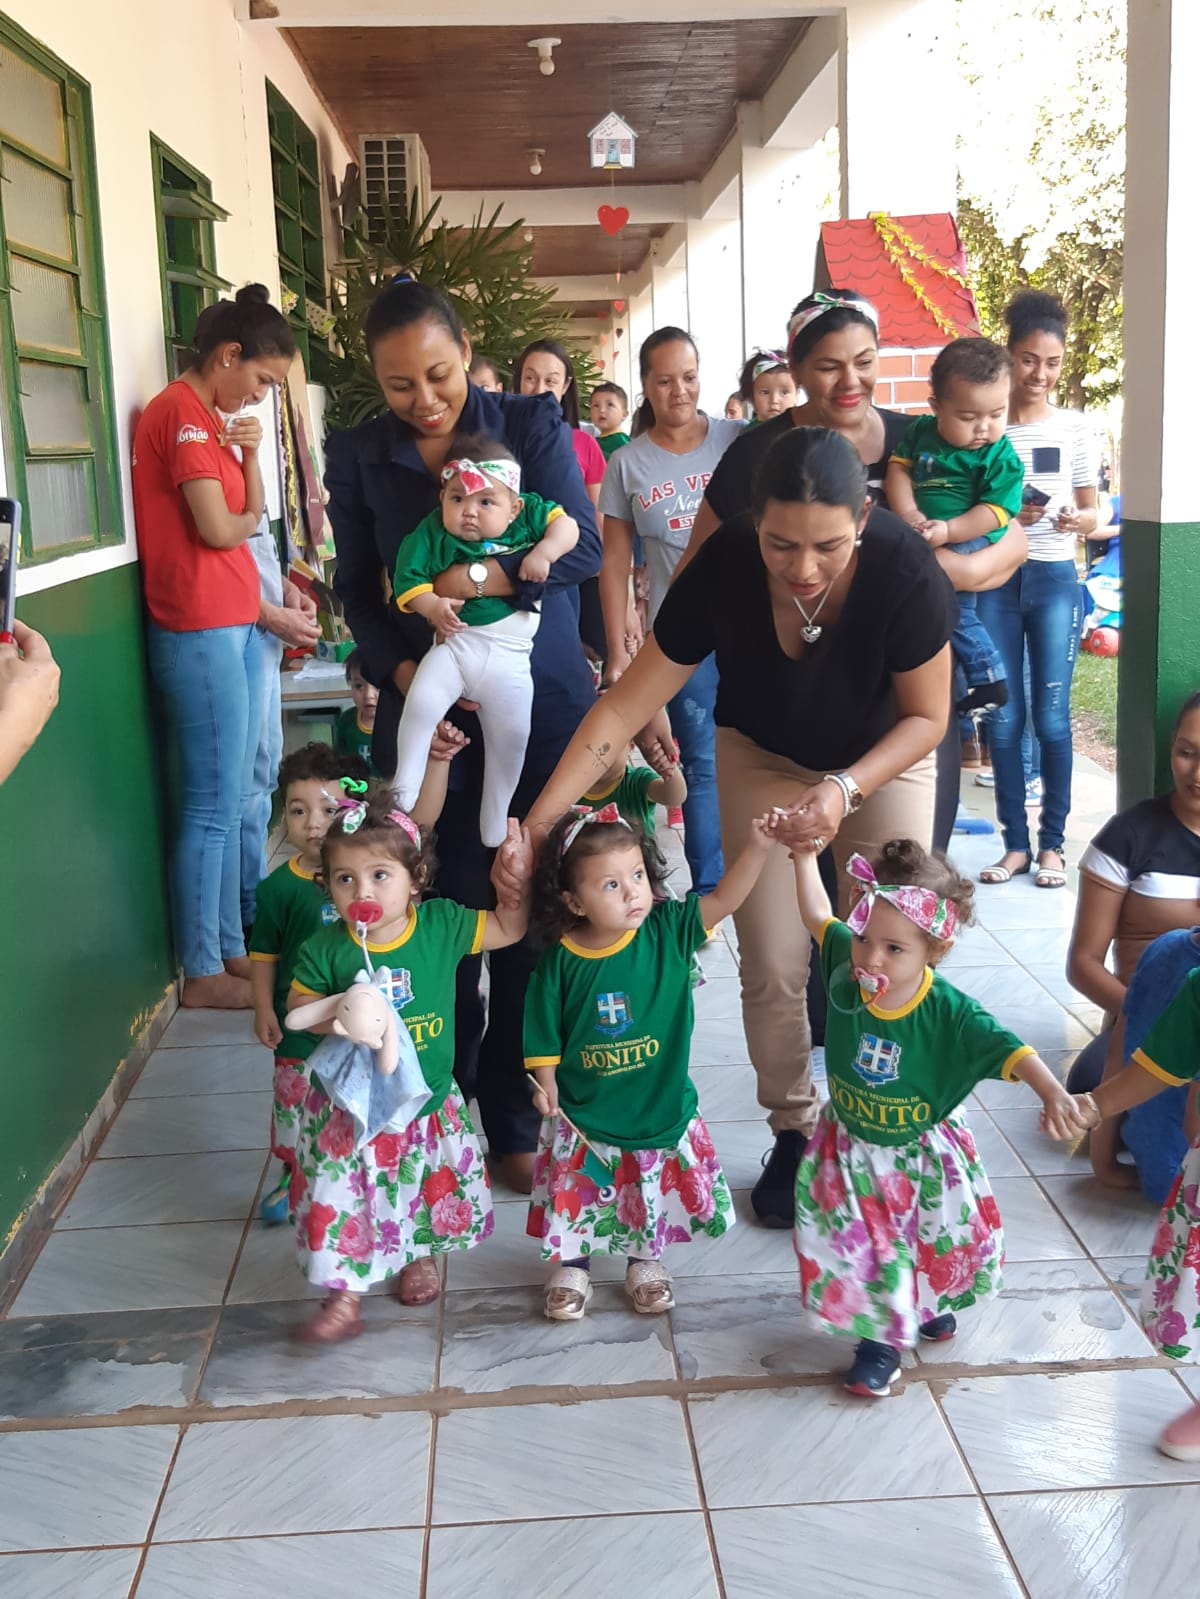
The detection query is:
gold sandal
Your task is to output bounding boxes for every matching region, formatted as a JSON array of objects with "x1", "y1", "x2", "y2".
[
  {"x1": 545, "y1": 1265, "x2": 593, "y2": 1322},
  {"x1": 625, "y1": 1259, "x2": 674, "y2": 1315}
]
